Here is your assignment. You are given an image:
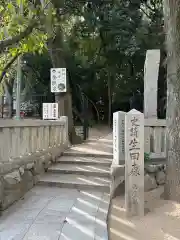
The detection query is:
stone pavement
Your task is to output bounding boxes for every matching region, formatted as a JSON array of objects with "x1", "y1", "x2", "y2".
[
  {"x1": 0, "y1": 132, "x2": 113, "y2": 240},
  {"x1": 0, "y1": 186, "x2": 109, "y2": 240}
]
